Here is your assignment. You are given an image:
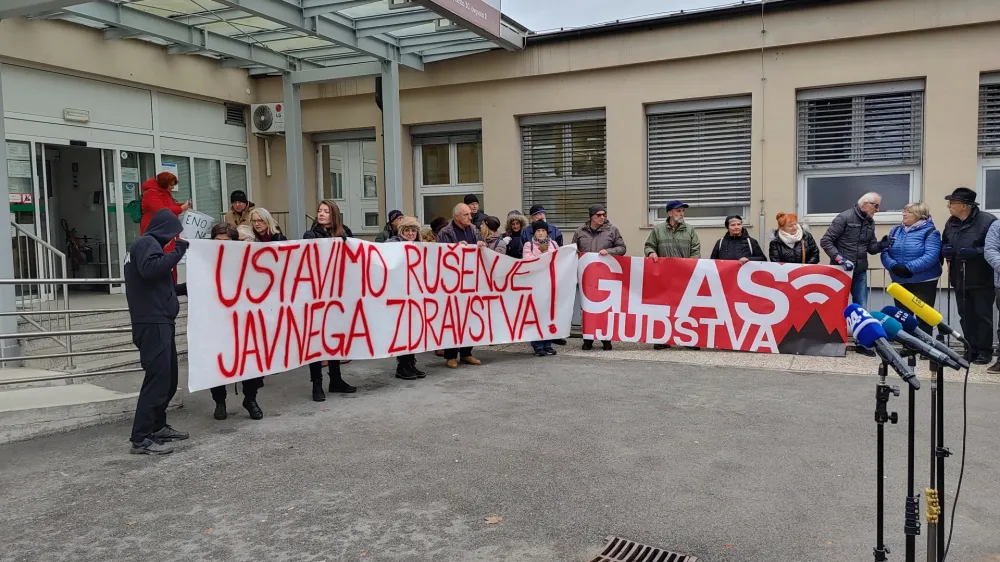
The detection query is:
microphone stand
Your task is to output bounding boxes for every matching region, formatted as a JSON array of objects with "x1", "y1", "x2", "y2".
[
  {"x1": 934, "y1": 337, "x2": 951, "y2": 562},
  {"x1": 875, "y1": 360, "x2": 899, "y2": 562},
  {"x1": 926, "y1": 351, "x2": 939, "y2": 562},
  {"x1": 904, "y1": 353, "x2": 920, "y2": 562}
]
